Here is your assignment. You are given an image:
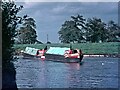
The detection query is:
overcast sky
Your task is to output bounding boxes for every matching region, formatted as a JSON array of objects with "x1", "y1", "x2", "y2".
[{"x1": 16, "y1": 1, "x2": 119, "y2": 43}]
